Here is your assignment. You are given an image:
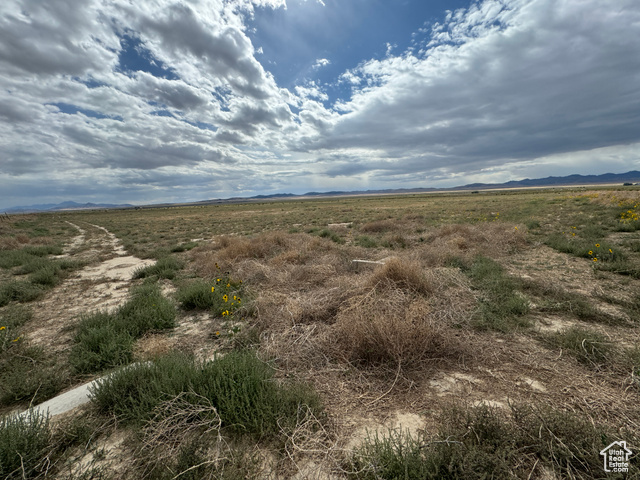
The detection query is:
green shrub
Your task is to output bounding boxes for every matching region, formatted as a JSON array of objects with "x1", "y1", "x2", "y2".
[
  {"x1": 463, "y1": 256, "x2": 530, "y2": 332},
  {"x1": 133, "y1": 256, "x2": 184, "y2": 280},
  {"x1": 348, "y1": 404, "x2": 618, "y2": 479},
  {"x1": 69, "y1": 322, "x2": 134, "y2": 374},
  {"x1": 0, "y1": 344, "x2": 67, "y2": 406},
  {"x1": 29, "y1": 264, "x2": 61, "y2": 286},
  {"x1": 356, "y1": 235, "x2": 378, "y2": 248},
  {"x1": 318, "y1": 229, "x2": 344, "y2": 244},
  {"x1": 170, "y1": 241, "x2": 198, "y2": 253},
  {"x1": 0, "y1": 304, "x2": 33, "y2": 329},
  {"x1": 90, "y1": 351, "x2": 322, "y2": 439},
  {"x1": 545, "y1": 326, "x2": 615, "y2": 369},
  {"x1": 0, "y1": 410, "x2": 51, "y2": 479},
  {"x1": 177, "y1": 278, "x2": 243, "y2": 316},
  {"x1": 70, "y1": 284, "x2": 175, "y2": 374},
  {"x1": 0, "y1": 281, "x2": 44, "y2": 306},
  {"x1": 115, "y1": 283, "x2": 176, "y2": 337}
]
